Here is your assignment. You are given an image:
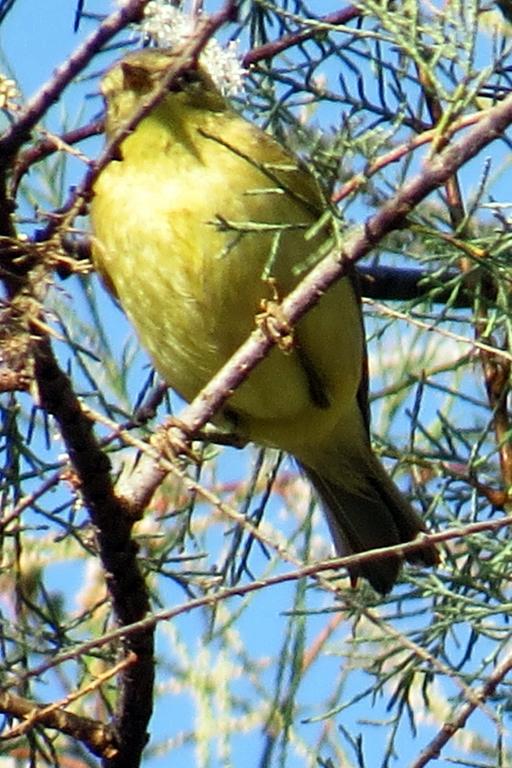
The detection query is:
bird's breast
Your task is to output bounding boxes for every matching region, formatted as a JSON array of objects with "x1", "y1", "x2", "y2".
[{"x1": 91, "y1": 133, "x2": 364, "y2": 451}]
